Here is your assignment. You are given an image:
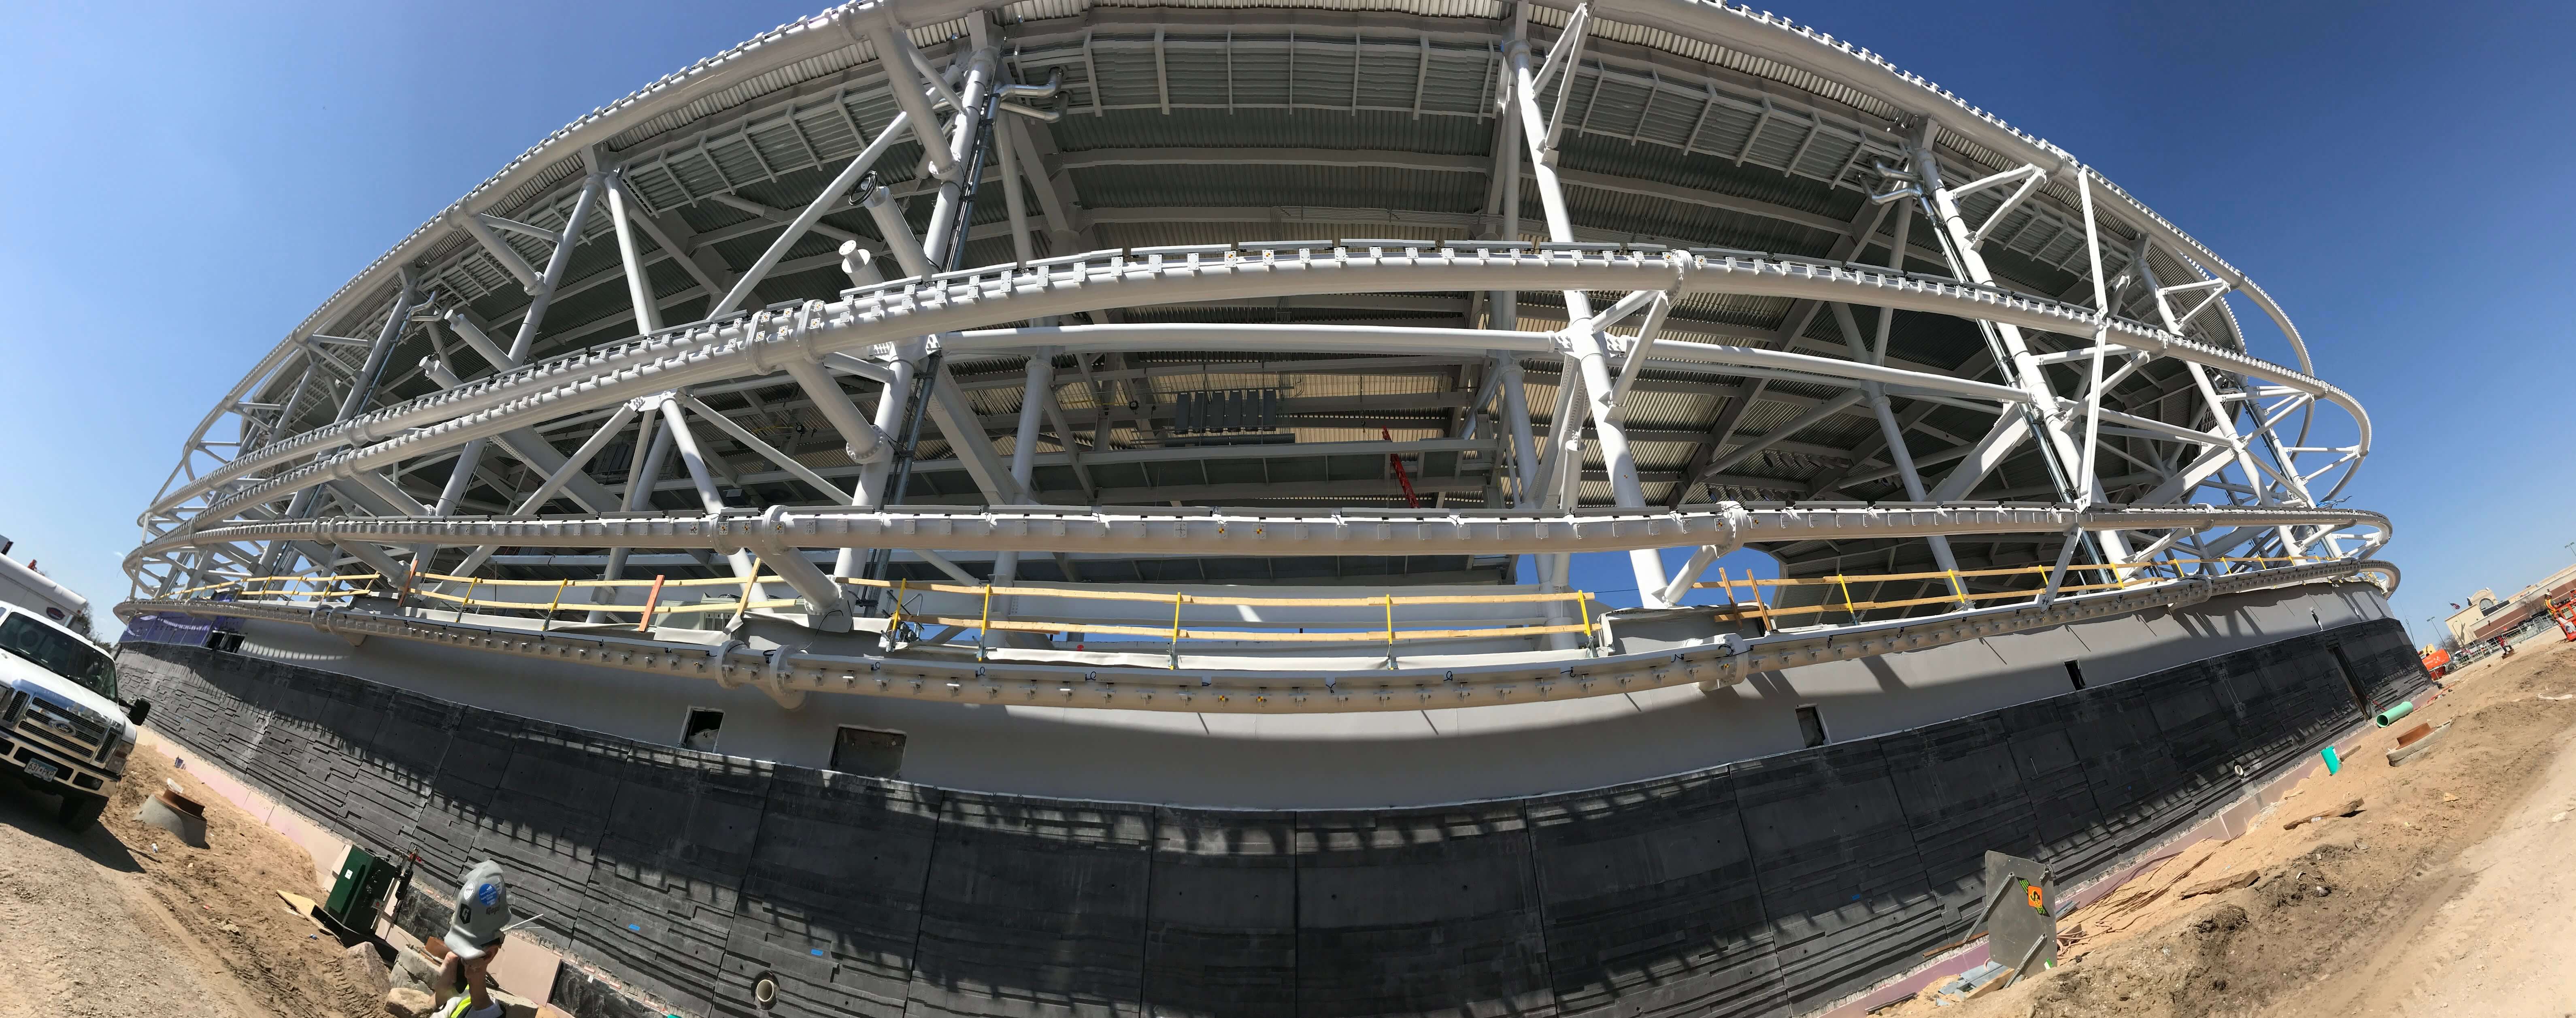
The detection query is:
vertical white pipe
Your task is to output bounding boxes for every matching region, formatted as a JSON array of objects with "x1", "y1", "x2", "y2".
[
  {"x1": 606, "y1": 170, "x2": 664, "y2": 336},
  {"x1": 835, "y1": 351, "x2": 921, "y2": 578},
  {"x1": 921, "y1": 48, "x2": 998, "y2": 268},
  {"x1": 989, "y1": 349, "x2": 1057, "y2": 588},
  {"x1": 1506, "y1": 26, "x2": 1665, "y2": 604},
  {"x1": 591, "y1": 411, "x2": 671, "y2": 621}
]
